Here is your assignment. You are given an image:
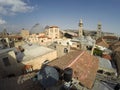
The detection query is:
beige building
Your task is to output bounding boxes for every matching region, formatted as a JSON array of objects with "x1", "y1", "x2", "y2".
[
  {"x1": 0, "y1": 44, "x2": 57, "y2": 78},
  {"x1": 21, "y1": 44, "x2": 57, "y2": 70},
  {"x1": 45, "y1": 26, "x2": 60, "y2": 39},
  {"x1": 21, "y1": 29, "x2": 30, "y2": 39},
  {"x1": 56, "y1": 44, "x2": 70, "y2": 57},
  {"x1": 28, "y1": 33, "x2": 52, "y2": 46}
]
